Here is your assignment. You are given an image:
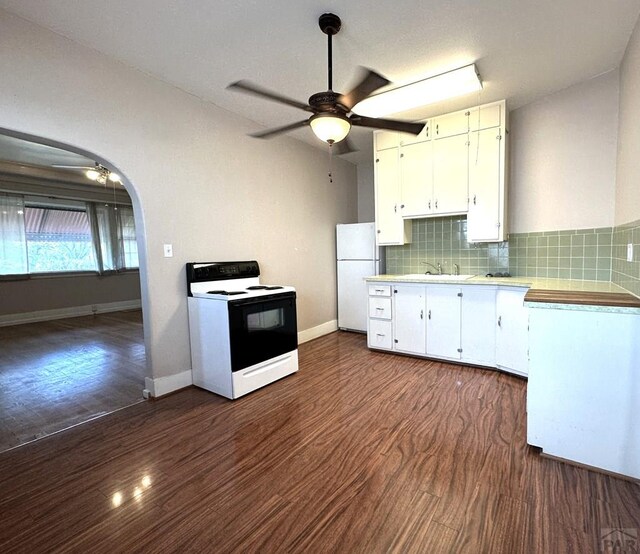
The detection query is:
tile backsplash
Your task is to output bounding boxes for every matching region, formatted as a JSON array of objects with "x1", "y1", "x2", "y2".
[
  {"x1": 385, "y1": 216, "x2": 614, "y2": 282},
  {"x1": 612, "y1": 218, "x2": 640, "y2": 297}
]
